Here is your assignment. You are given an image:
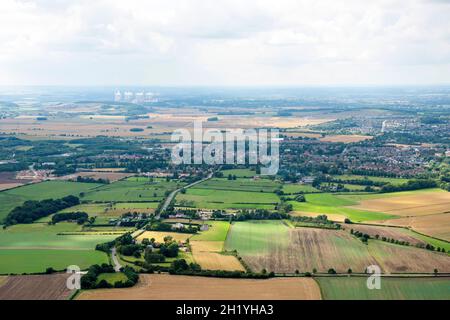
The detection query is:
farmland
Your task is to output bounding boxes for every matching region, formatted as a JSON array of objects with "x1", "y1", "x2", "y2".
[
  {"x1": 367, "y1": 241, "x2": 450, "y2": 273},
  {"x1": 136, "y1": 231, "x2": 192, "y2": 244},
  {"x1": 0, "y1": 222, "x2": 115, "y2": 274},
  {"x1": 193, "y1": 177, "x2": 281, "y2": 193},
  {"x1": 0, "y1": 181, "x2": 101, "y2": 222},
  {"x1": 288, "y1": 193, "x2": 397, "y2": 222},
  {"x1": 317, "y1": 277, "x2": 450, "y2": 300},
  {"x1": 224, "y1": 220, "x2": 450, "y2": 274},
  {"x1": 332, "y1": 174, "x2": 410, "y2": 186},
  {"x1": 0, "y1": 274, "x2": 74, "y2": 300},
  {"x1": 347, "y1": 224, "x2": 425, "y2": 246},
  {"x1": 226, "y1": 222, "x2": 378, "y2": 273},
  {"x1": 349, "y1": 188, "x2": 450, "y2": 217},
  {"x1": 371, "y1": 213, "x2": 450, "y2": 242},
  {"x1": 82, "y1": 177, "x2": 182, "y2": 202},
  {"x1": 77, "y1": 274, "x2": 322, "y2": 300},
  {"x1": 176, "y1": 188, "x2": 279, "y2": 210}
]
